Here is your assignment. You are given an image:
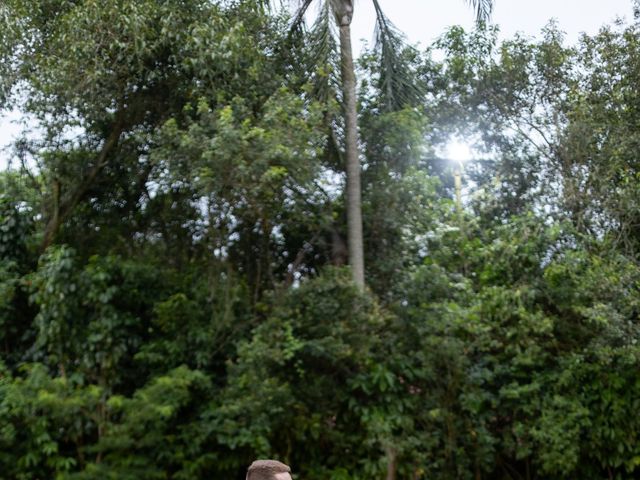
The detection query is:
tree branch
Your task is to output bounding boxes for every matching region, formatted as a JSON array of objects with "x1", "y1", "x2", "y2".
[{"x1": 41, "y1": 117, "x2": 125, "y2": 250}]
